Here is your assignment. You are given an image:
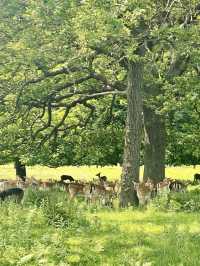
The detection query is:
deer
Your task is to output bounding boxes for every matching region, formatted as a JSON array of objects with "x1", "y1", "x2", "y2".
[
  {"x1": 133, "y1": 180, "x2": 155, "y2": 206},
  {"x1": 89, "y1": 183, "x2": 114, "y2": 207},
  {"x1": 194, "y1": 173, "x2": 200, "y2": 183},
  {"x1": 0, "y1": 187, "x2": 24, "y2": 203},
  {"x1": 156, "y1": 179, "x2": 171, "y2": 195},
  {"x1": 0, "y1": 179, "x2": 18, "y2": 191},
  {"x1": 67, "y1": 182, "x2": 86, "y2": 200},
  {"x1": 60, "y1": 175, "x2": 75, "y2": 183},
  {"x1": 96, "y1": 173, "x2": 107, "y2": 183}
]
